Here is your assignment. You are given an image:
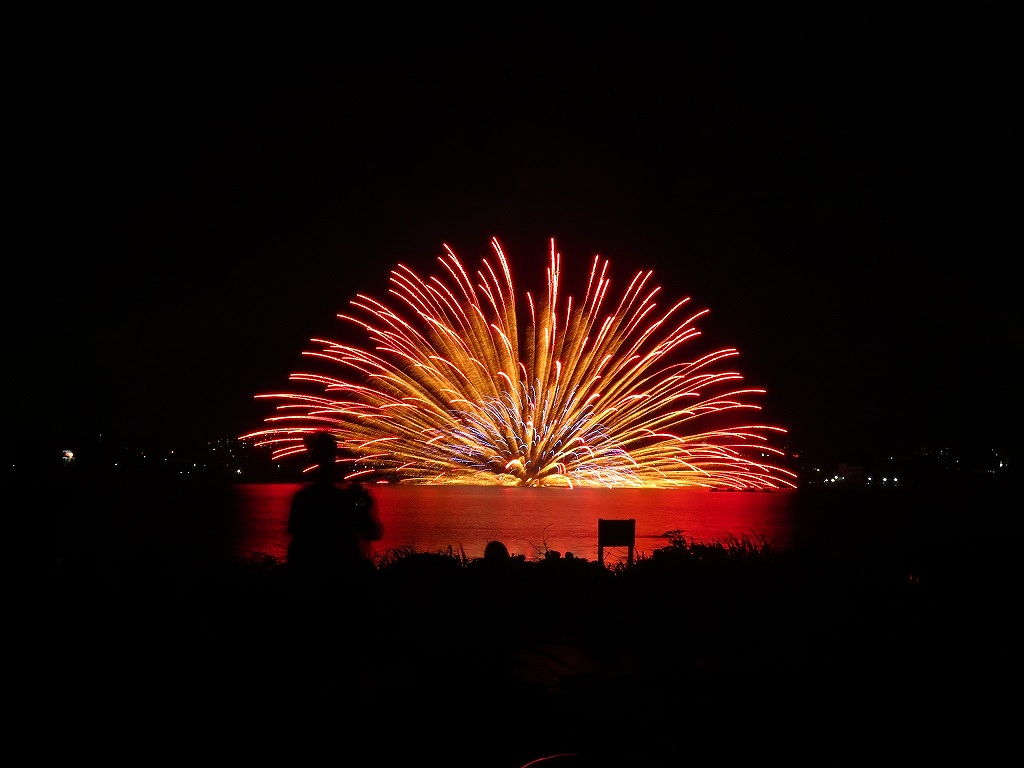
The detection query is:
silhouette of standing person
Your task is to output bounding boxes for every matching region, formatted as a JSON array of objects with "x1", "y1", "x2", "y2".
[{"x1": 287, "y1": 432, "x2": 383, "y2": 586}]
